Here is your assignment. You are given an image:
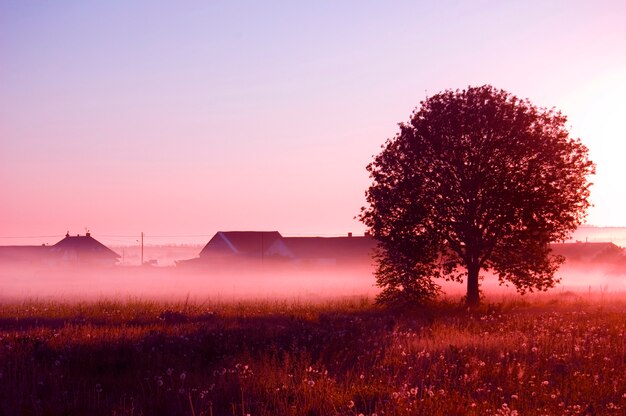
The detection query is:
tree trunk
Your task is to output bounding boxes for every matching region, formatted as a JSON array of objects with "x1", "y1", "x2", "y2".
[{"x1": 466, "y1": 262, "x2": 480, "y2": 307}]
